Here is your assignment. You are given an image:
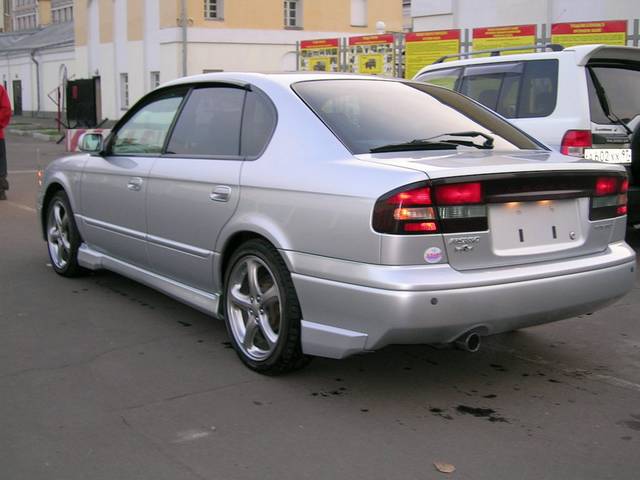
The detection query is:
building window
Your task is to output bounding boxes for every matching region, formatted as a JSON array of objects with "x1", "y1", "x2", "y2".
[
  {"x1": 150, "y1": 71, "x2": 160, "y2": 89},
  {"x1": 351, "y1": 0, "x2": 367, "y2": 27},
  {"x1": 284, "y1": 0, "x2": 302, "y2": 28},
  {"x1": 120, "y1": 73, "x2": 129, "y2": 110},
  {"x1": 204, "y1": 0, "x2": 223, "y2": 20}
]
